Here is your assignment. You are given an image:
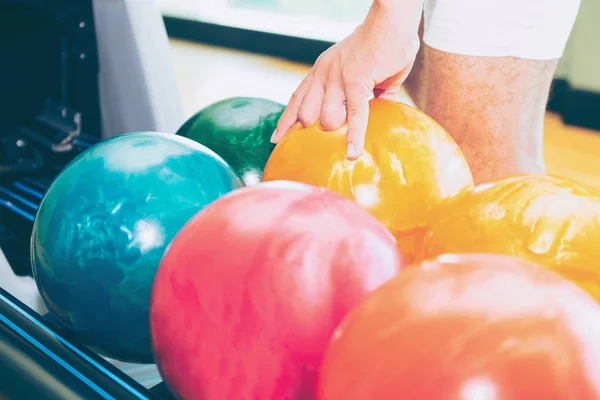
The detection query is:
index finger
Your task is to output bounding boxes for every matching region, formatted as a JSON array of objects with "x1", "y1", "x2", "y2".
[{"x1": 343, "y1": 83, "x2": 371, "y2": 160}]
